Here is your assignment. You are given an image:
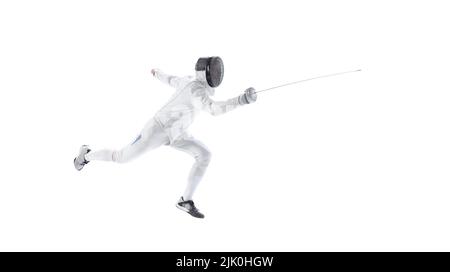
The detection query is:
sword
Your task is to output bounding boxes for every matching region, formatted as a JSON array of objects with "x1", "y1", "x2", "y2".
[{"x1": 256, "y1": 69, "x2": 362, "y2": 94}]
